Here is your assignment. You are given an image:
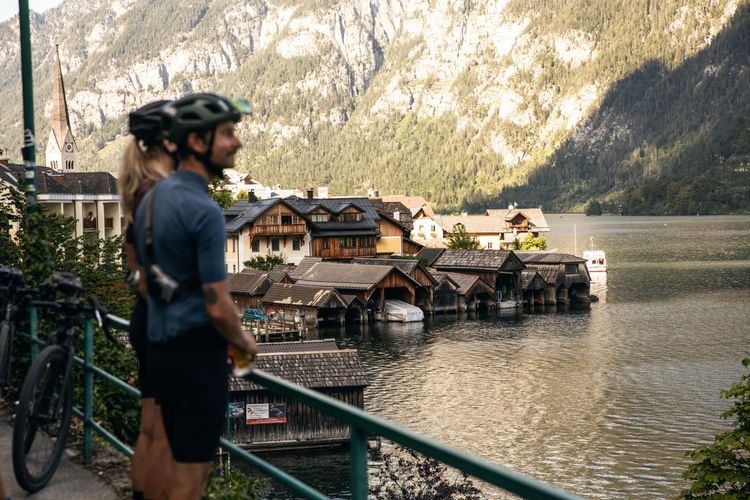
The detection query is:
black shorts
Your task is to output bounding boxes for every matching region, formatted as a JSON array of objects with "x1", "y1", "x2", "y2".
[
  {"x1": 148, "y1": 326, "x2": 228, "y2": 463},
  {"x1": 127, "y1": 299, "x2": 154, "y2": 398}
]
